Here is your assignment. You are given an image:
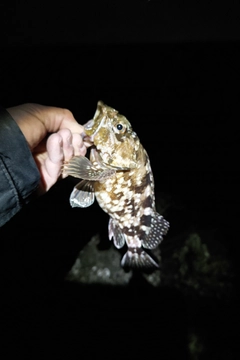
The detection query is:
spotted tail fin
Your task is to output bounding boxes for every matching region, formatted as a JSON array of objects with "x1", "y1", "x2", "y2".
[{"x1": 121, "y1": 249, "x2": 159, "y2": 269}]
